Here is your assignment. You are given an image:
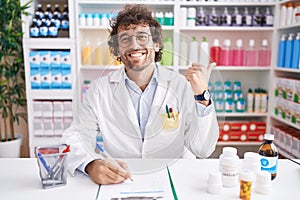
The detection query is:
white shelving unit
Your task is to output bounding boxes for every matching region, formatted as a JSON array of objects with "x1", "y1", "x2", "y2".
[
  {"x1": 23, "y1": 0, "x2": 299, "y2": 157},
  {"x1": 21, "y1": 0, "x2": 76, "y2": 157},
  {"x1": 267, "y1": 0, "x2": 300, "y2": 158}
]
